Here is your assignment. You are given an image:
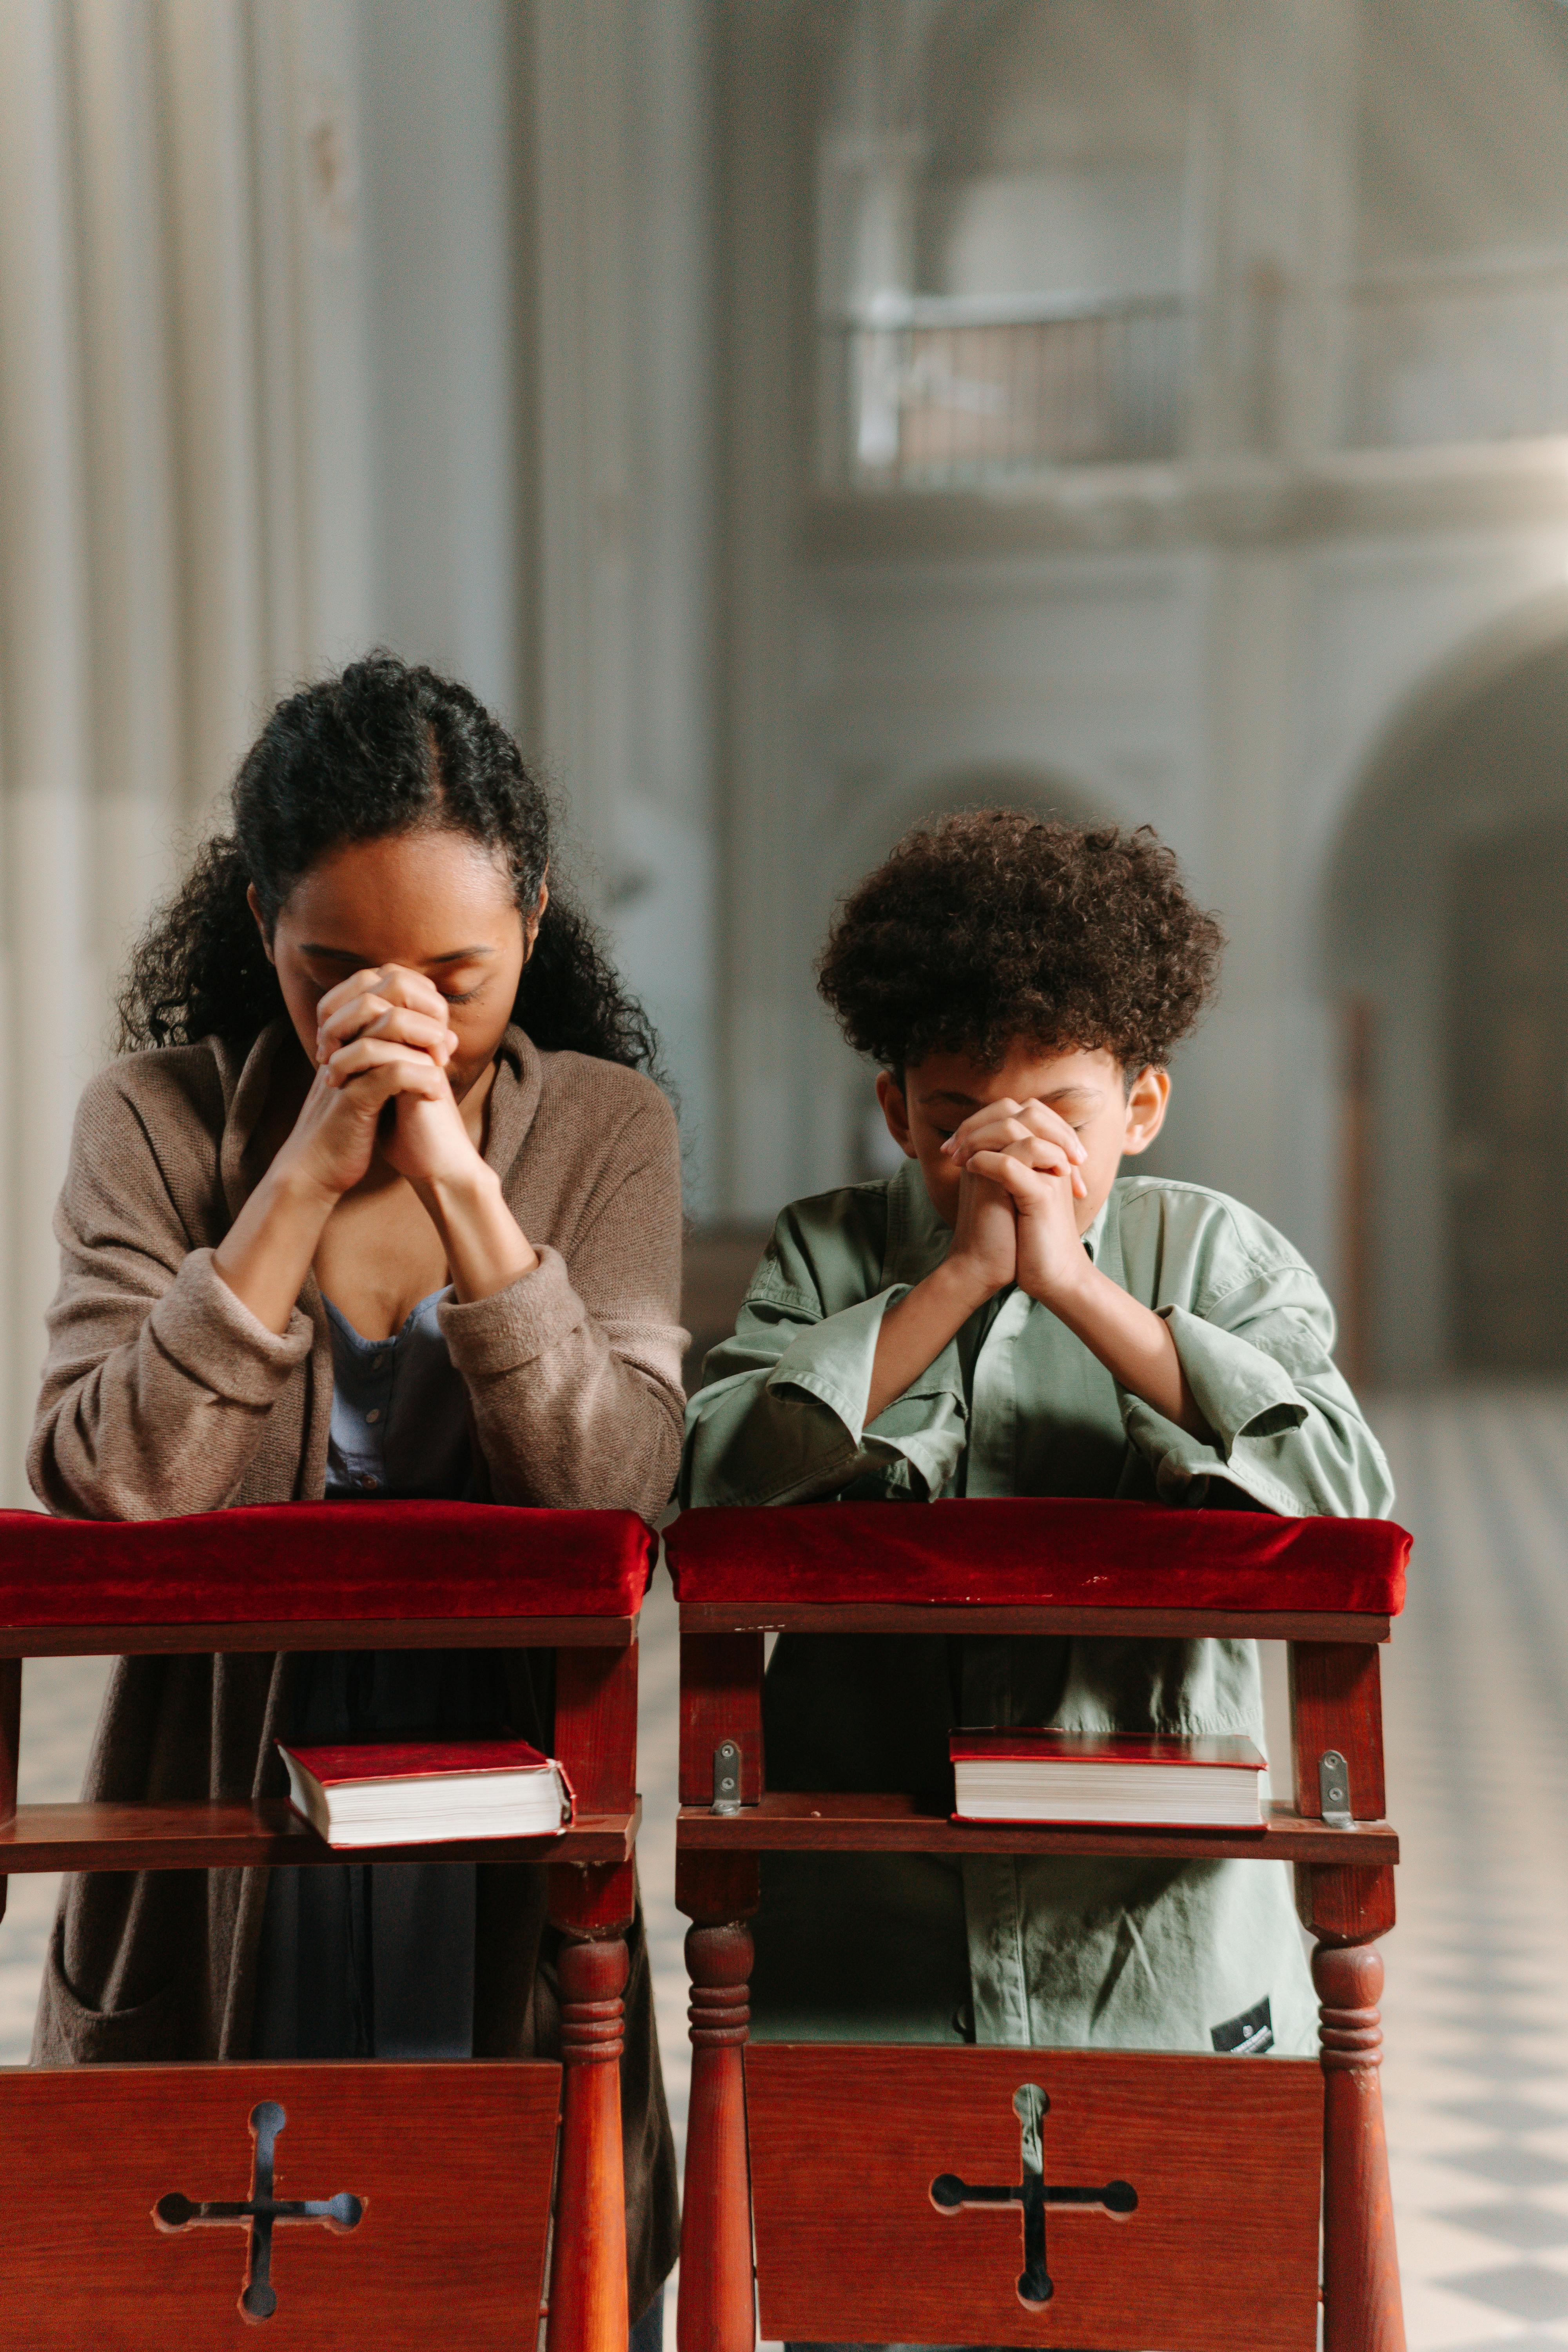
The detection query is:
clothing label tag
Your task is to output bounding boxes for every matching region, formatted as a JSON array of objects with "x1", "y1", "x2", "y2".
[{"x1": 1211, "y1": 1994, "x2": 1274, "y2": 2055}]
